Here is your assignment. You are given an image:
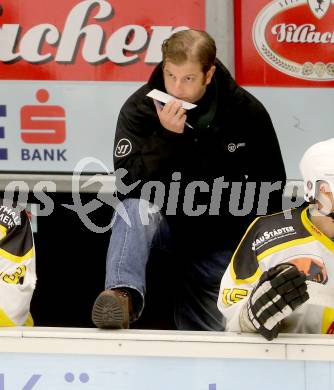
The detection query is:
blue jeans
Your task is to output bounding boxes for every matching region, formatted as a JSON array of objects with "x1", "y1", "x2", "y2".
[{"x1": 105, "y1": 198, "x2": 231, "y2": 331}]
